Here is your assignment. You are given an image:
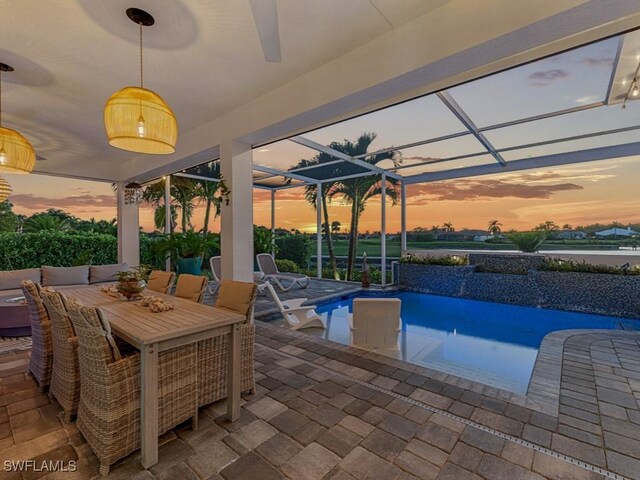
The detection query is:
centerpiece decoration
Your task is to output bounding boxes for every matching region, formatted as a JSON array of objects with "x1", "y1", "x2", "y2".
[{"x1": 114, "y1": 266, "x2": 150, "y2": 300}]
